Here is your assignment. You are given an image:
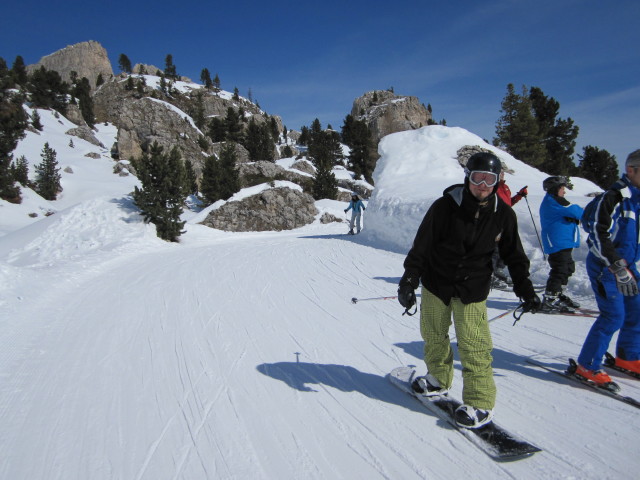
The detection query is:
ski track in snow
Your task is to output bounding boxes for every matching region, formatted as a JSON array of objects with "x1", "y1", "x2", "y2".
[{"x1": 0, "y1": 222, "x2": 638, "y2": 479}]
